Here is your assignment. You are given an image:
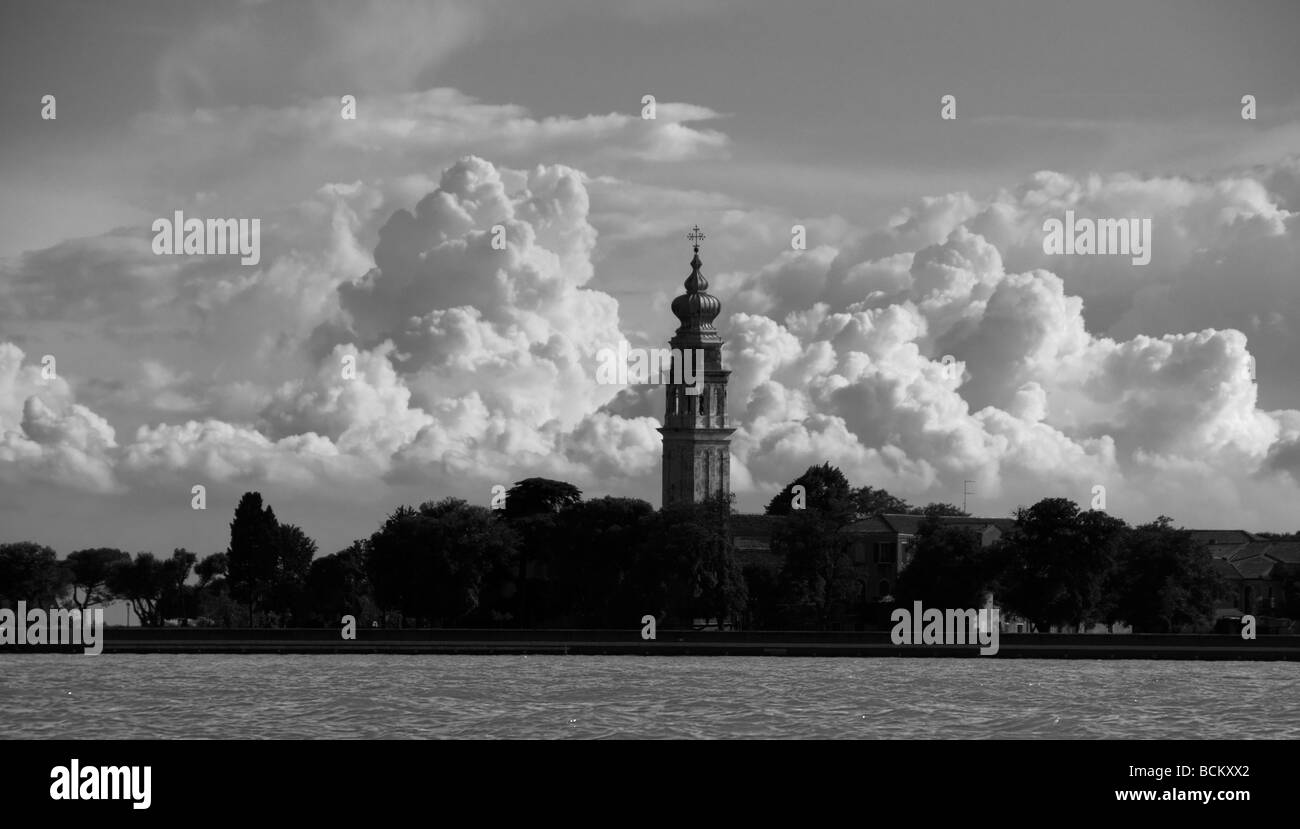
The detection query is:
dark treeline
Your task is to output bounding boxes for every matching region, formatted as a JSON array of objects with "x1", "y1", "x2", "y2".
[
  {"x1": 745, "y1": 463, "x2": 1289, "y2": 633},
  {"x1": 0, "y1": 481, "x2": 743, "y2": 629},
  {"x1": 2, "y1": 465, "x2": 1297, "y2": 632}
]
